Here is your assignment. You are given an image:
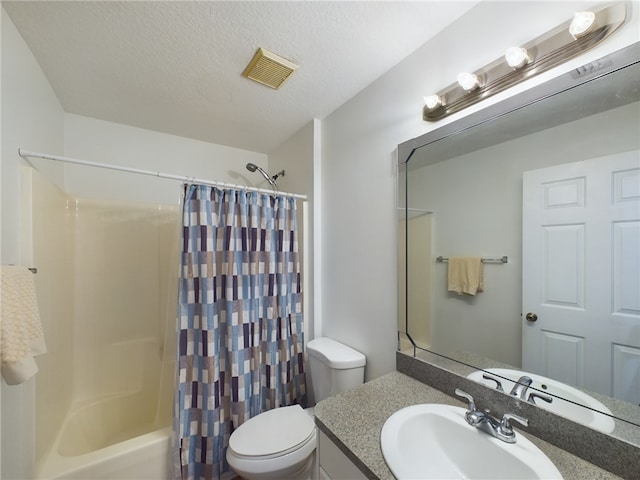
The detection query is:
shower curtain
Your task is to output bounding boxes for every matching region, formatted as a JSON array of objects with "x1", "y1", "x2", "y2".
[{"x1": 175, "y1": 184, "x2": 306, "y2": 480}]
